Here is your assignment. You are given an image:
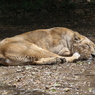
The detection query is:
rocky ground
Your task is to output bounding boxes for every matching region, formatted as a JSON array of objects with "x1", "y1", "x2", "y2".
[{"x1": 0, "y1": 9, "x2": 95, "y2": 95}]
